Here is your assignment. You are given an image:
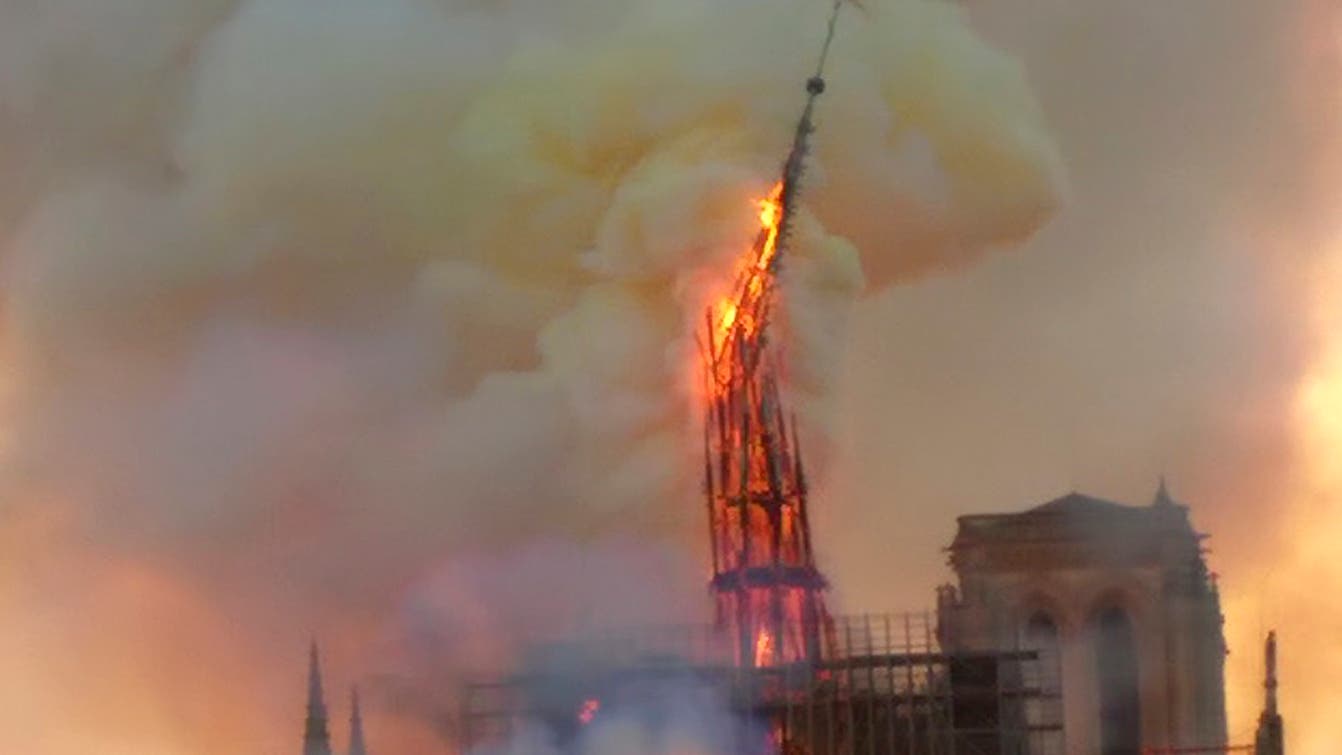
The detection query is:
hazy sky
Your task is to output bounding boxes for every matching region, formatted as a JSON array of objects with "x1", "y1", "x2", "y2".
[{"x1": 825, "y1": 1, "x2": 1340, "y2": 749}]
